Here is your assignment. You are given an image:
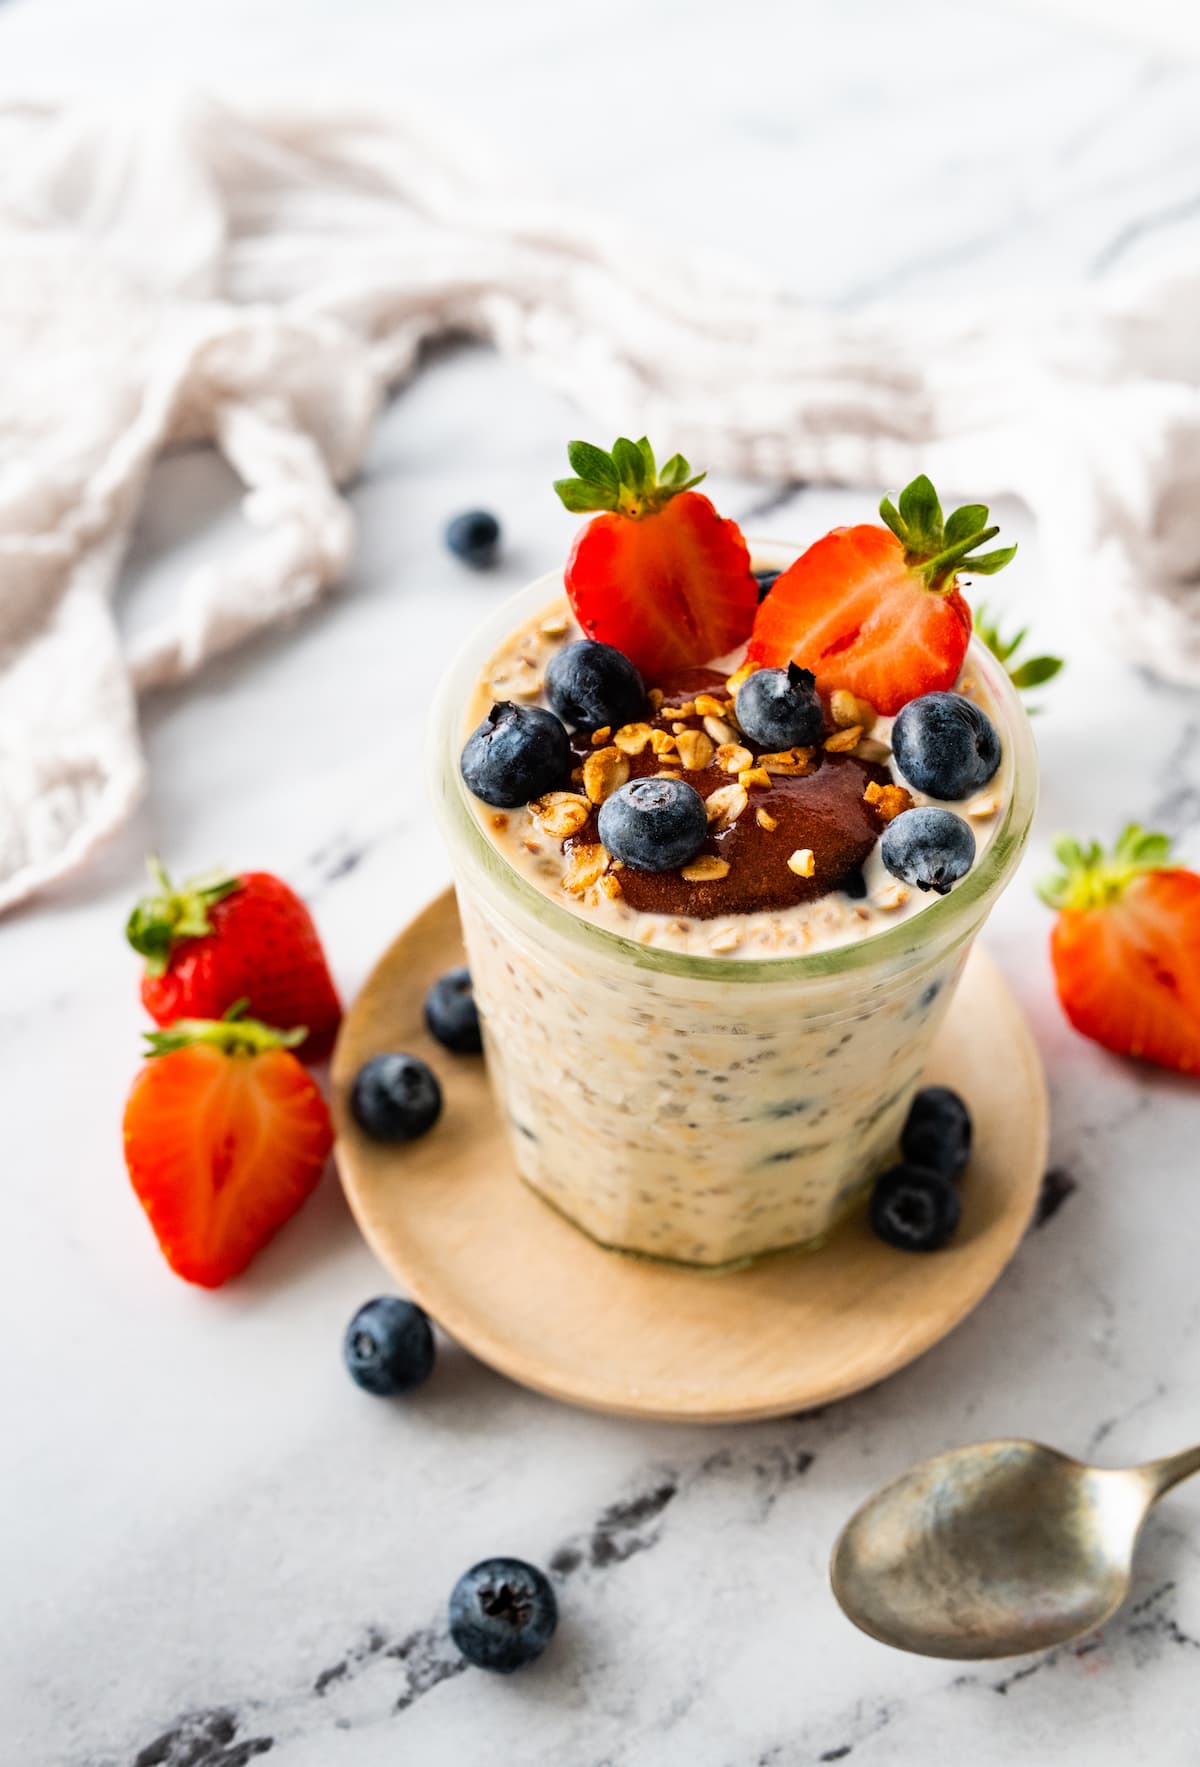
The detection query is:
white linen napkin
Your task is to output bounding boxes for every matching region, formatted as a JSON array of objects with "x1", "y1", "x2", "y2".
[{"x1": 2, "y1": 94, "x2": 1198, "y2": 912}]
